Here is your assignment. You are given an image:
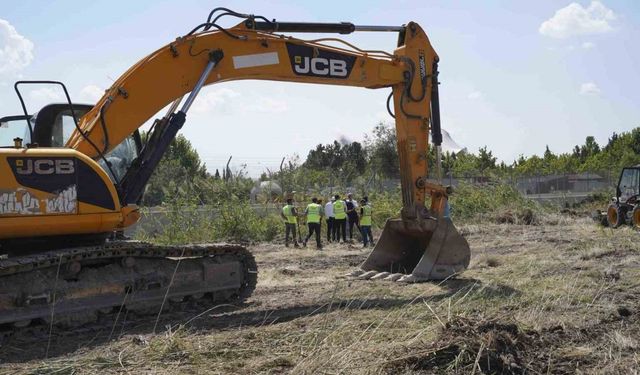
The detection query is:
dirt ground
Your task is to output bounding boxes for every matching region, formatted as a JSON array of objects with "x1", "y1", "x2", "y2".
[{"x1": 1, "y1": 214, "x2": 639, "y2": 374}]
